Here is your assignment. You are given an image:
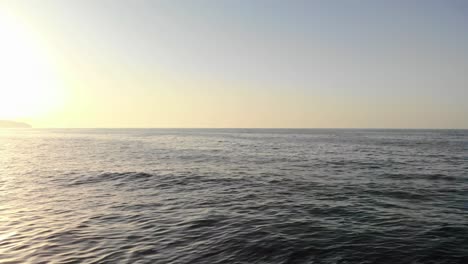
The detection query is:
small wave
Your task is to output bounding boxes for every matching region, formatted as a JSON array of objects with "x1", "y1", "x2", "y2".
[
  {"x1": 68, "y1": 172, "x2": 155, "y2": 186},
  {"x1": 381, "y1": 173, "x2": 459, "y2": 182},
  {"x1": 364, "y1": 188, "x2": 432, "y2": 202}
]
